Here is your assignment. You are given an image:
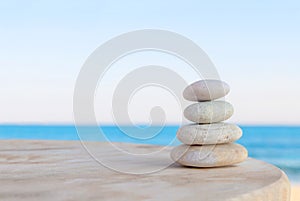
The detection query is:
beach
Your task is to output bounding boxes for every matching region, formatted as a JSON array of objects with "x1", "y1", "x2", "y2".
[
  {"x1": 1, "y1": 125, "x2": 300, "y2": 178},
  {"x1": 0, "y1": 140, "x2": 292, "y2": 201},
  {"x1": 0, "y1": 126, "x2": 299, "y2": 200},
  {"x1": 291, "y1": 185, "x2": 300, "y2": 201}
]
